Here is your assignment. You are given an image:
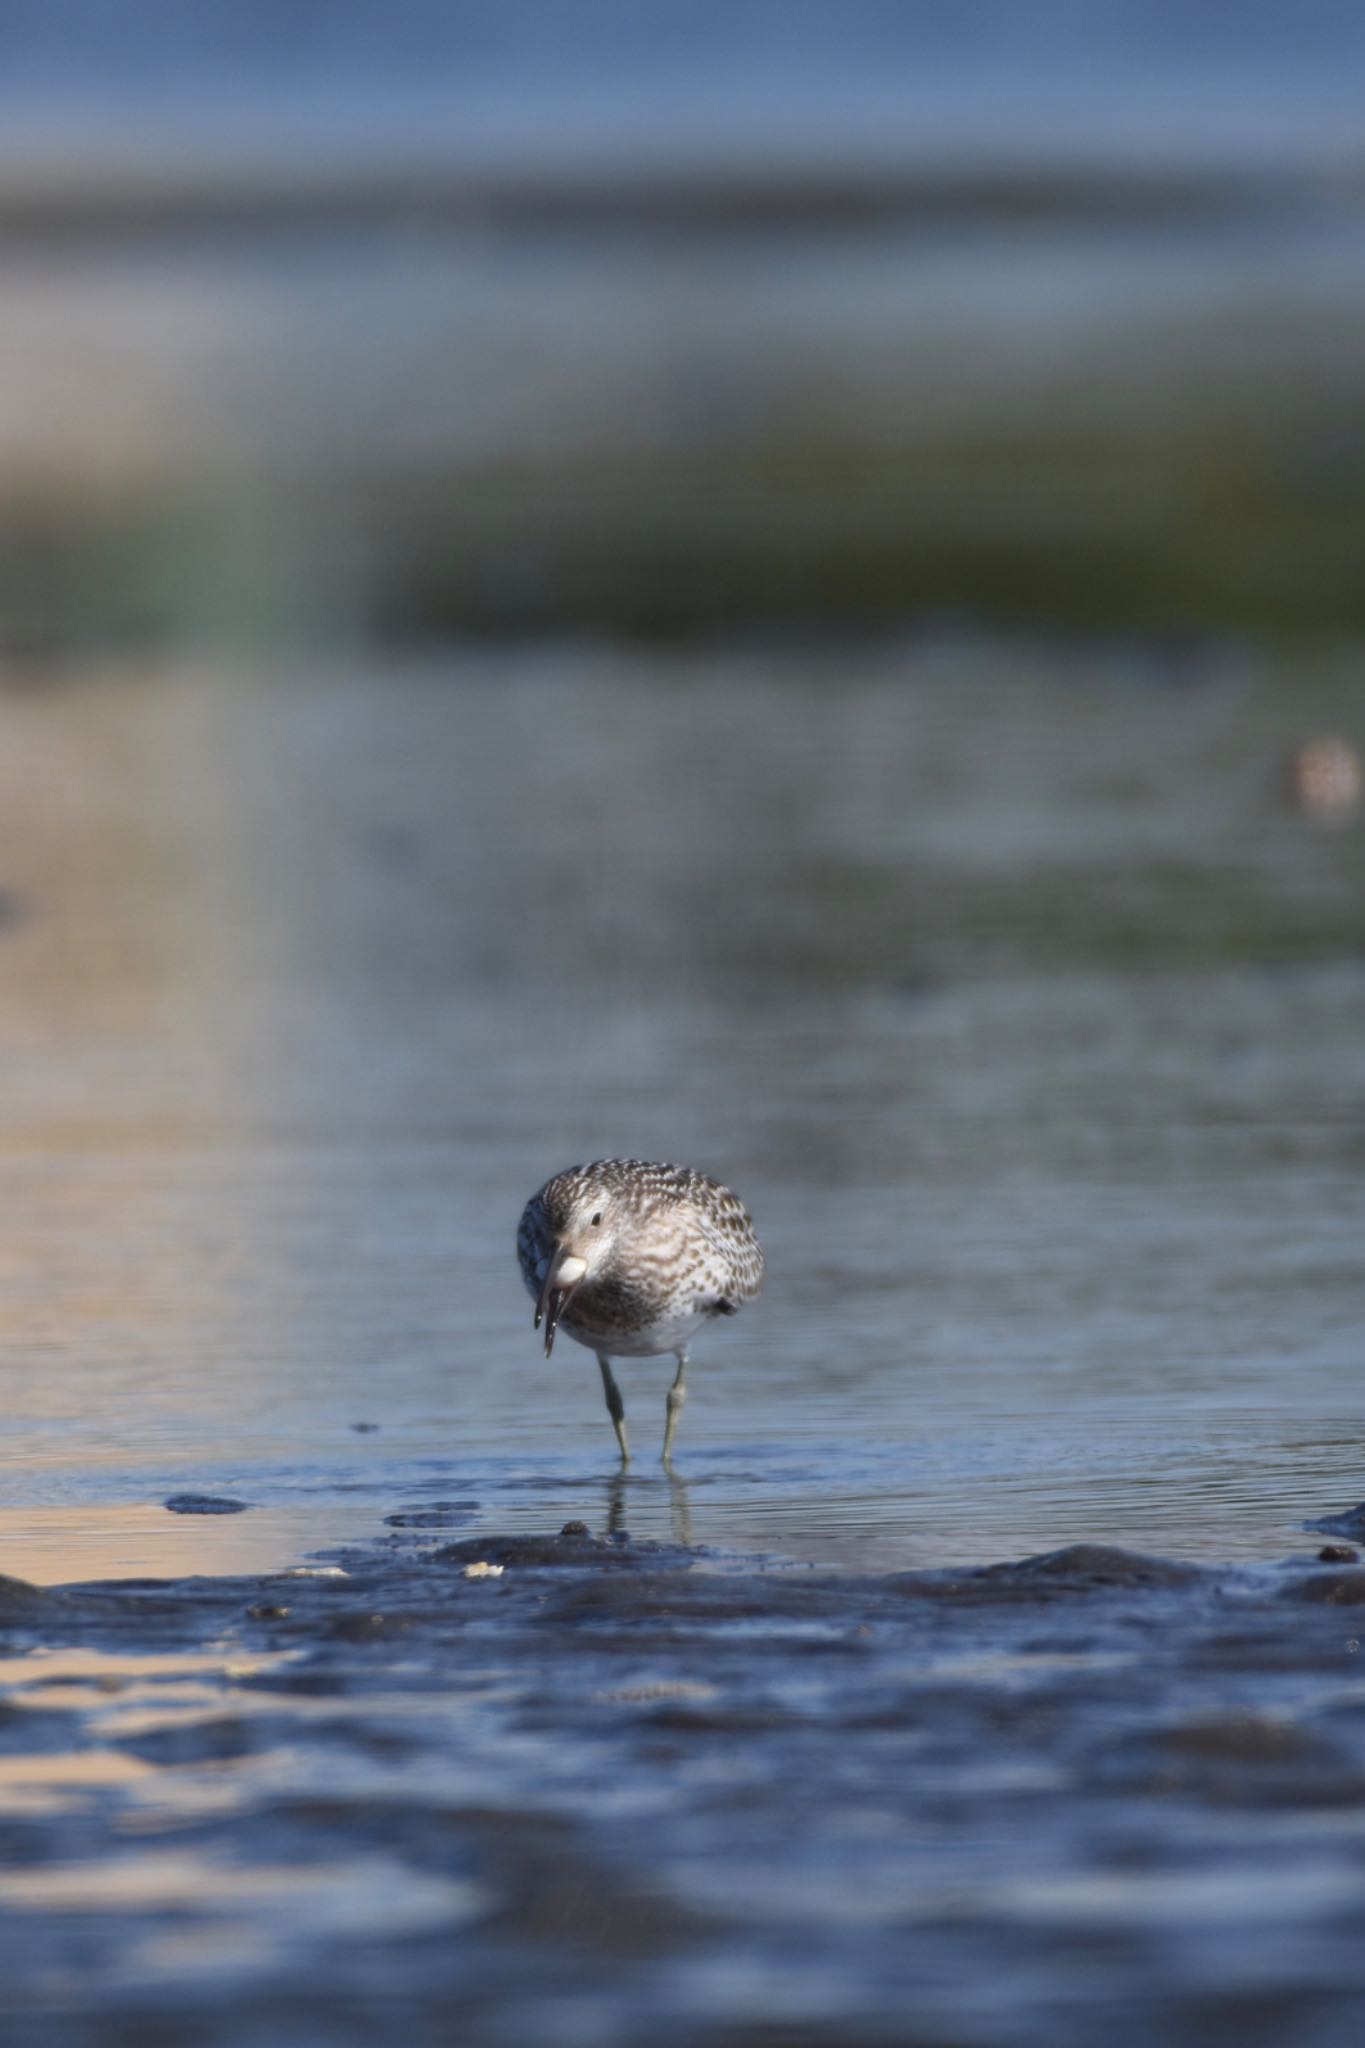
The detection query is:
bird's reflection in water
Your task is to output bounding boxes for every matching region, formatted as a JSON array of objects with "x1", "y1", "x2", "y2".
[{"x1": 605, "y1": 1467, "x2": 693, "y2": 1549}]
